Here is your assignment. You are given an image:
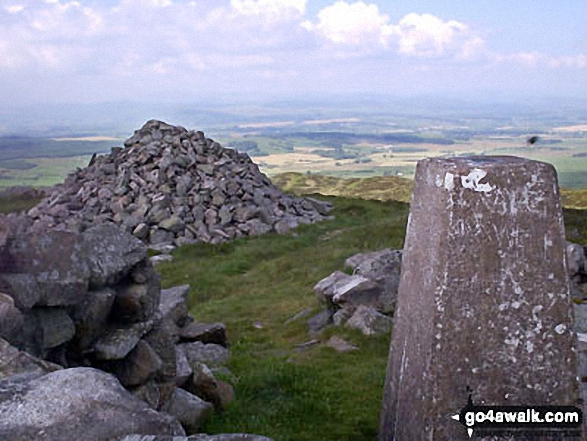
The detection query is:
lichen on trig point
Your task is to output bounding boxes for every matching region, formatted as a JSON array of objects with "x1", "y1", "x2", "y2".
[{"x1": 379, "y1": 156, "x2": 583, "y2": 440}]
